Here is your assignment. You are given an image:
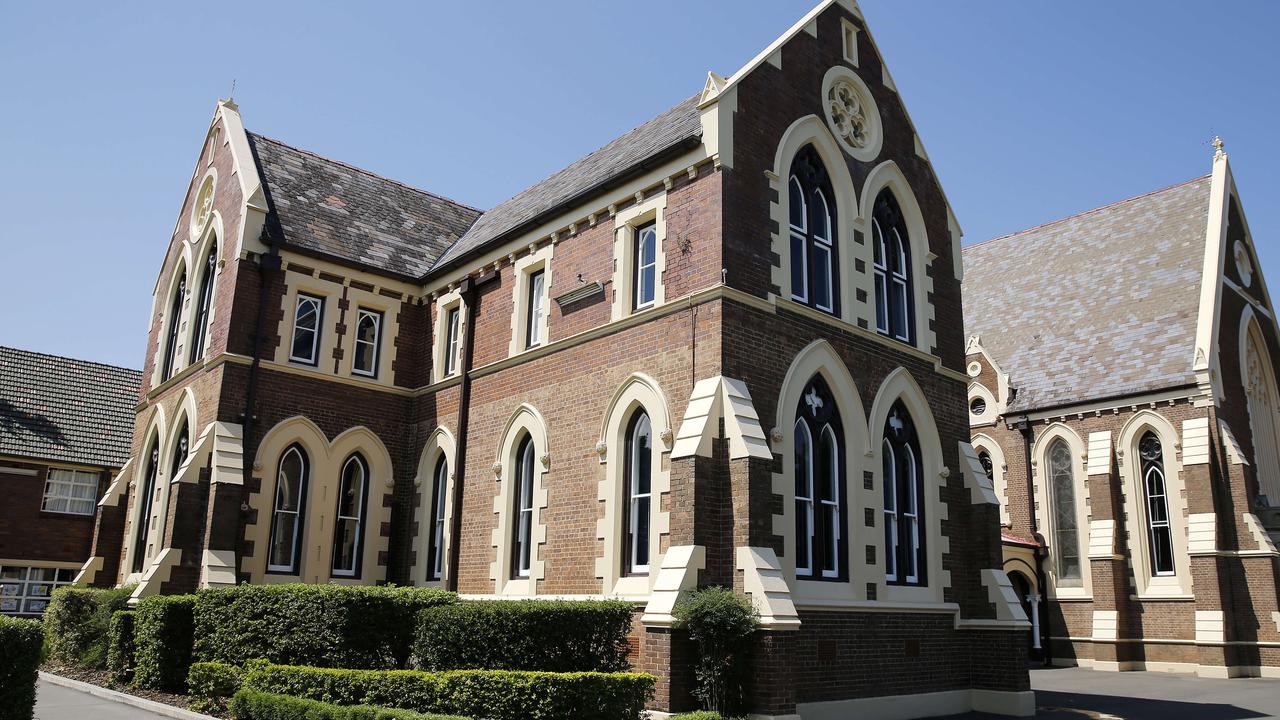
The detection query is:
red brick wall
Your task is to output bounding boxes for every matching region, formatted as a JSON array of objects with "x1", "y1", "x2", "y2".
[{"x1": 0, "y1": 459, "x2": 108, "y2": 565}]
